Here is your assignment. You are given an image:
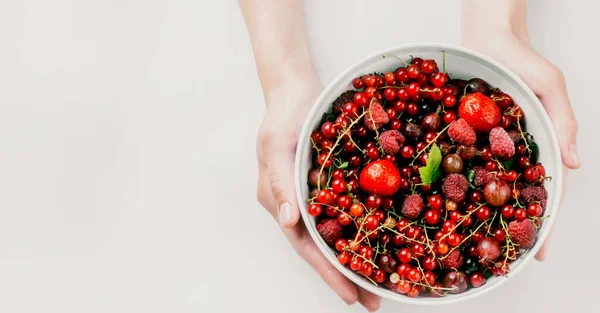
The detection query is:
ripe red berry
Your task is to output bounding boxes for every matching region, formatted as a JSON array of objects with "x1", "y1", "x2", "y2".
[
  {"x1": 425, "y1": 210, "x2": 440, "y2": 225},
  {"x1": 365, "y1": 194, "x2": 382, "y2": 209},
  {"x1": 384, "y1": 87, "x2": 397, "y2": 101},
  {"x1": 353, "y1": 92, "x2": 368, "y2": 107},
  {"x1": 448, "y1": 233, "x2": 461, "y2": 247},
  {"x1": 401, "y1": 145, "x2": 415, "y2": 158},
  {"x1": 406, "y1": 103, "x2": 419, "y2": 116},
  {"x1": 364, "y1": 215, "x2": 379, "y2": 231},
  {"x1": 476, "y1": 206, "x2": 491, "y2": 220},
  {"x1": 469, "y1": 272, "x2": 485, "y2": 288},
  {"x1": 514, "y1": 208, "x2": 527, "y2": 221},
  {"x1": 321, "y1": 122, "x2": 337, "y2": 139},
  {"x1": 527, "y1": 203, "x2": 543, "y2": 217},
  {"x1": 397, "y1": 279, "x2": 412, "y2": 294},
  {"x1": 350, "y1": 203, "x2": 365, "y2": 217},
  {"x1": 352, "y1": 77, "x2": 364, "y2": 89},
  {"x1": 331, "y1": 179, "x2": 346, "y2": 194},
  {"x1": 372, "y1": 269, "x2": 386, "y2": 283},
  {"x1": 317, "y1": 153, "x2": 332, "y2": 167},
  {"x1": 407, "y1": 268, "x2": 422, "y2": 282},
  {"x1": 449, "y1": 211, "x2": 462, "y2": 222},
  {"x1": 317, "y1": 190, "x2": 333, "y2": 204},
  {"x1": 494, "y1": 228, "x2": 506, "y2": 242},
  {"x1": 407, "y1": 65, "x2": 421, "y2": 79},
  {"x1": 307, "y1": 203, "x2": 322, "y2": 216},
  {"x1": 335, "y1": 239, "x2": 348, "y2": 252},
  {"x1": 442, "y1": 220, "x2": 456, "y2": 233},
  {"x1": 428, "y1": 195, "x2": 443, "y2": 211},
  {"x1": 443, "y1": 95, "x2": 457, "y2": 107},
  {"x1": 443, "y1": 111, "x2": 457, "y2": 124},
  {"x1": 360, "y1": 262, "x2": 374, "y2": 277},
  {"x1": 398, "y1": 248, "x2": 413, "y2": 264},
  {"x1": 338, "y1": 252, "x2": 350, "y2": 265},
  {"x1": 423, "y1": 256, "x2": 438, "y2": 271},
  {"x1": 525, "y1": 167, "x2": 540, "y2": 182},
  {"x1": 337, "y1": 212, "x2": 352, "y2": 226},
  {"x1": 431, "y1": 72, "x2": 448, "y2": 87},
  {"x1": 384, "y1": 72, "x2": 396, "y2": 85},
  {"x1": 501, "y1": 204, "x2": 515, "y2": 219}
]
